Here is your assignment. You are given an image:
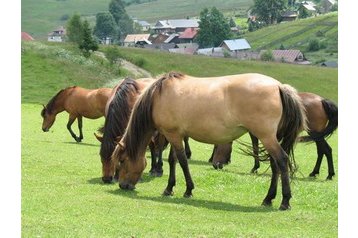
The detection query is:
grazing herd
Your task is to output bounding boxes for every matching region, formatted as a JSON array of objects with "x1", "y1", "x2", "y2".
[{"x1": 41, "y1": 72, "x2": 338, "y2": 210}]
